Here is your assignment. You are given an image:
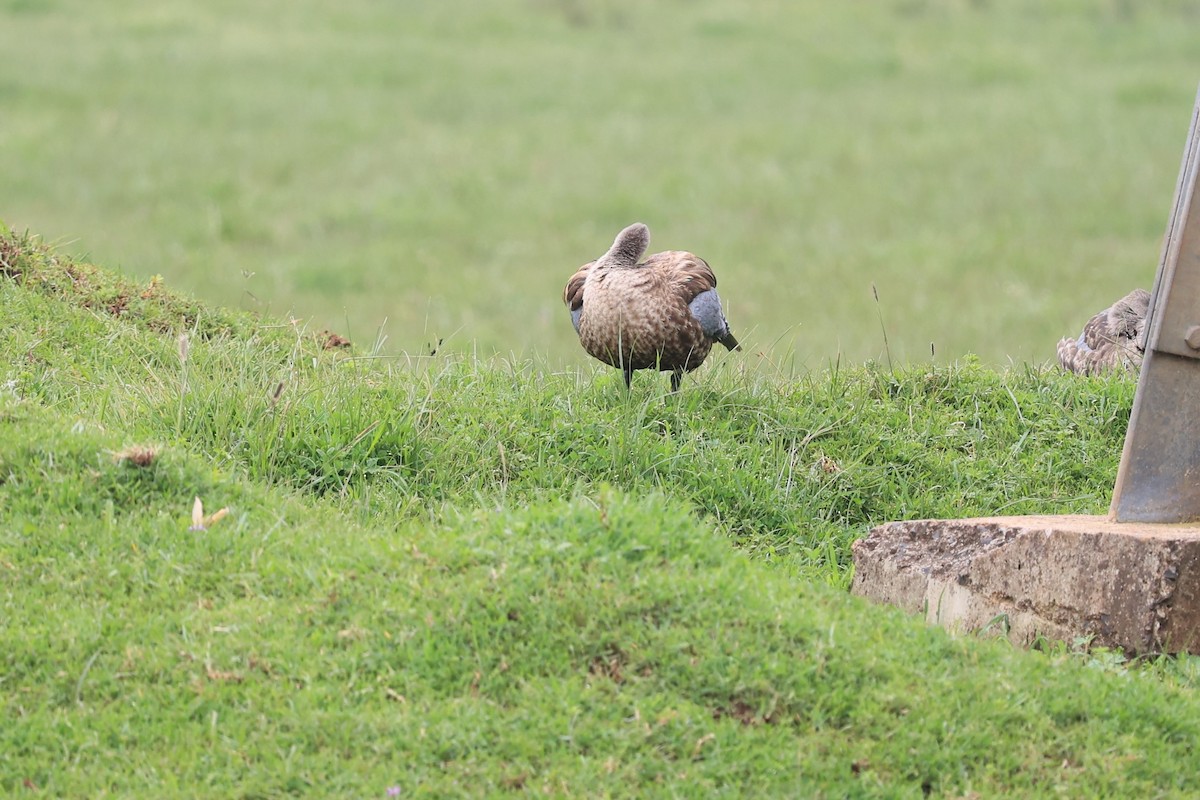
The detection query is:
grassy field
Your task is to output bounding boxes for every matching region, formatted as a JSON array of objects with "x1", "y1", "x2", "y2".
[
  {"x1": 7, "y1": 1, "x2": 1200, "y2": 795},
  {"x1": 3, "y1": 0, "x2": 1199, "y2": 368},
  {"x1": 7, "y1": 229, "x2": 1200, "y2": 796}
]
